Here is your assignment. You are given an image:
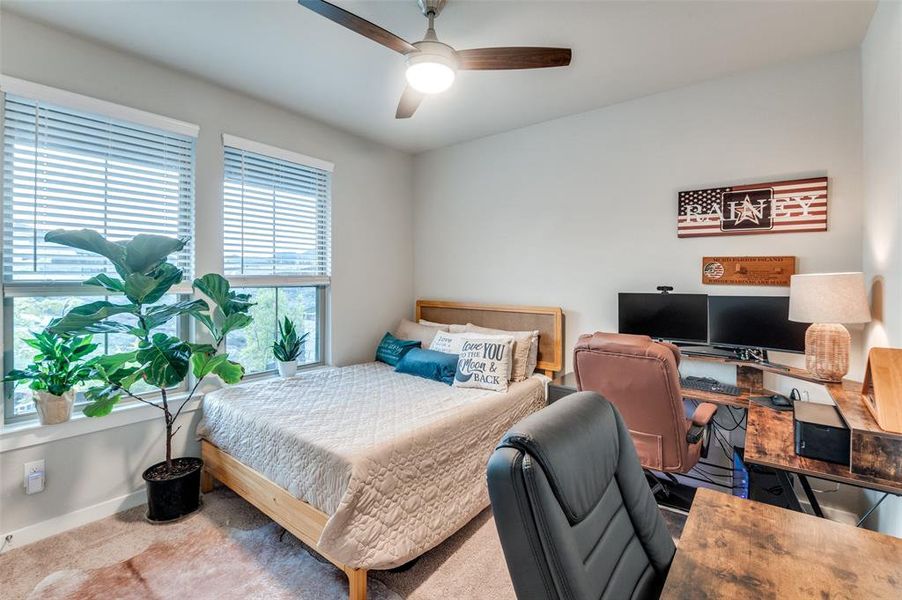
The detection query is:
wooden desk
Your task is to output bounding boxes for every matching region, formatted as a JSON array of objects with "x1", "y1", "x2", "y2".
[
  {"x1": 745, "y1": 399, "x2": 902, "y2": 495},
  {"x1": 680, "y1": 352, "x2": 825, "y2": 383},
  {"x1": 661, "y1": 489, "x2": 902, "y2": 599}
]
